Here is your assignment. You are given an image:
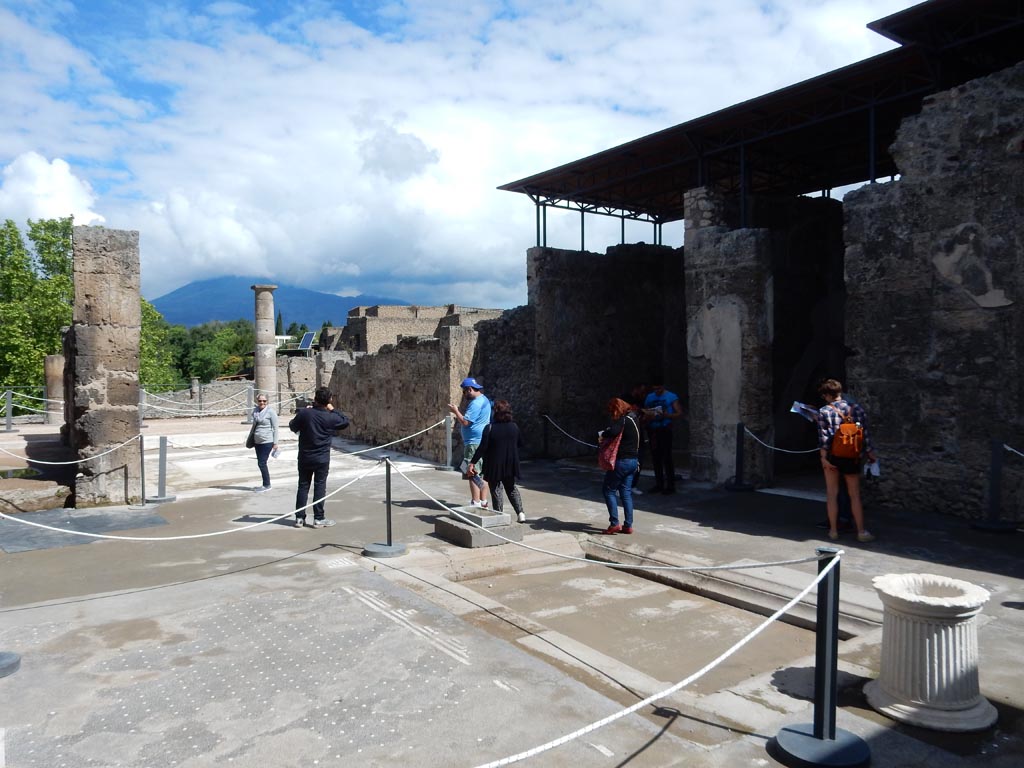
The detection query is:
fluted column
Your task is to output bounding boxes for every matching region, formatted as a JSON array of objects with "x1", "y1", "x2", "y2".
[
  {"x1": 865, "y1": 573, "x2": 997, "y2": 731},
  {"x1": 251, "y1": 284, "x2": 278, "y2": 408}
]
